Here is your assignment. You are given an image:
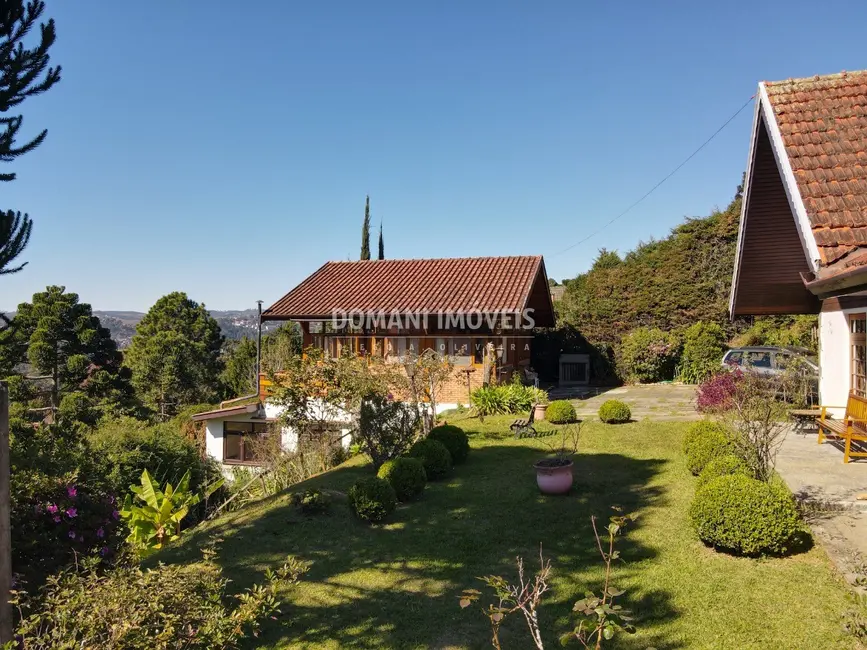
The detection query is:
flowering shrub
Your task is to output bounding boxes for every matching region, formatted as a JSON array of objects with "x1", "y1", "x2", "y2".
[
  {"x1": 618, "y1": 327, "x2": 680, "y2": 383},
  {"x1": 696, "y1": 371, "x2": 742, "y2": 413}
]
